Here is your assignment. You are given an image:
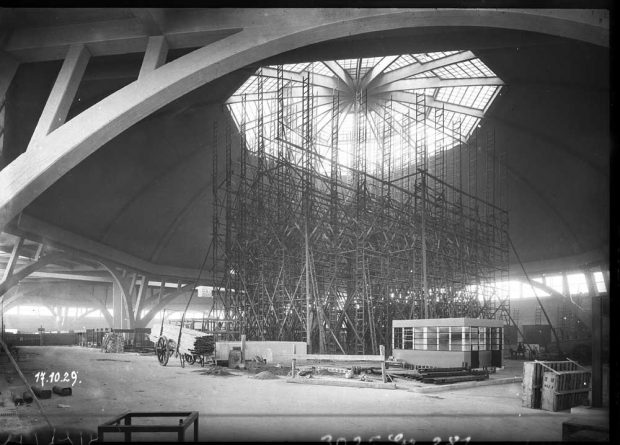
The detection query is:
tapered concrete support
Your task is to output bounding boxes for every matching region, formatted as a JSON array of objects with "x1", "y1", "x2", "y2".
[
  {"x1": 134, "y1": 274, "x2": 148, "y2": 320},
  {"x1": 135, "y1": 283, "x2": 194, "y2": 328},
  {"x1": 84, "y1": 293, "x2": 114, "y2": 329},
  {"x1": 102, "y1": 261, "x2": 192, "y2": 329},
  {"x1": 1, "y1": 236, "x2": 23, "y2": 282},
  {"x1": 0, "y1": 252, "x2": 66, "y2": 298},
  {"x1": 112, "y1": 280, "x2": 124, "y2": 330},
  {"x1": 138, "y1": 36, "x2": 168, "y2": 79},
  {"x1": 100, "y1": 262, "x2": 138, "y2": 329},
  {"x1": 28, "y1": 44, "x2": 91, "y2": 150}
]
